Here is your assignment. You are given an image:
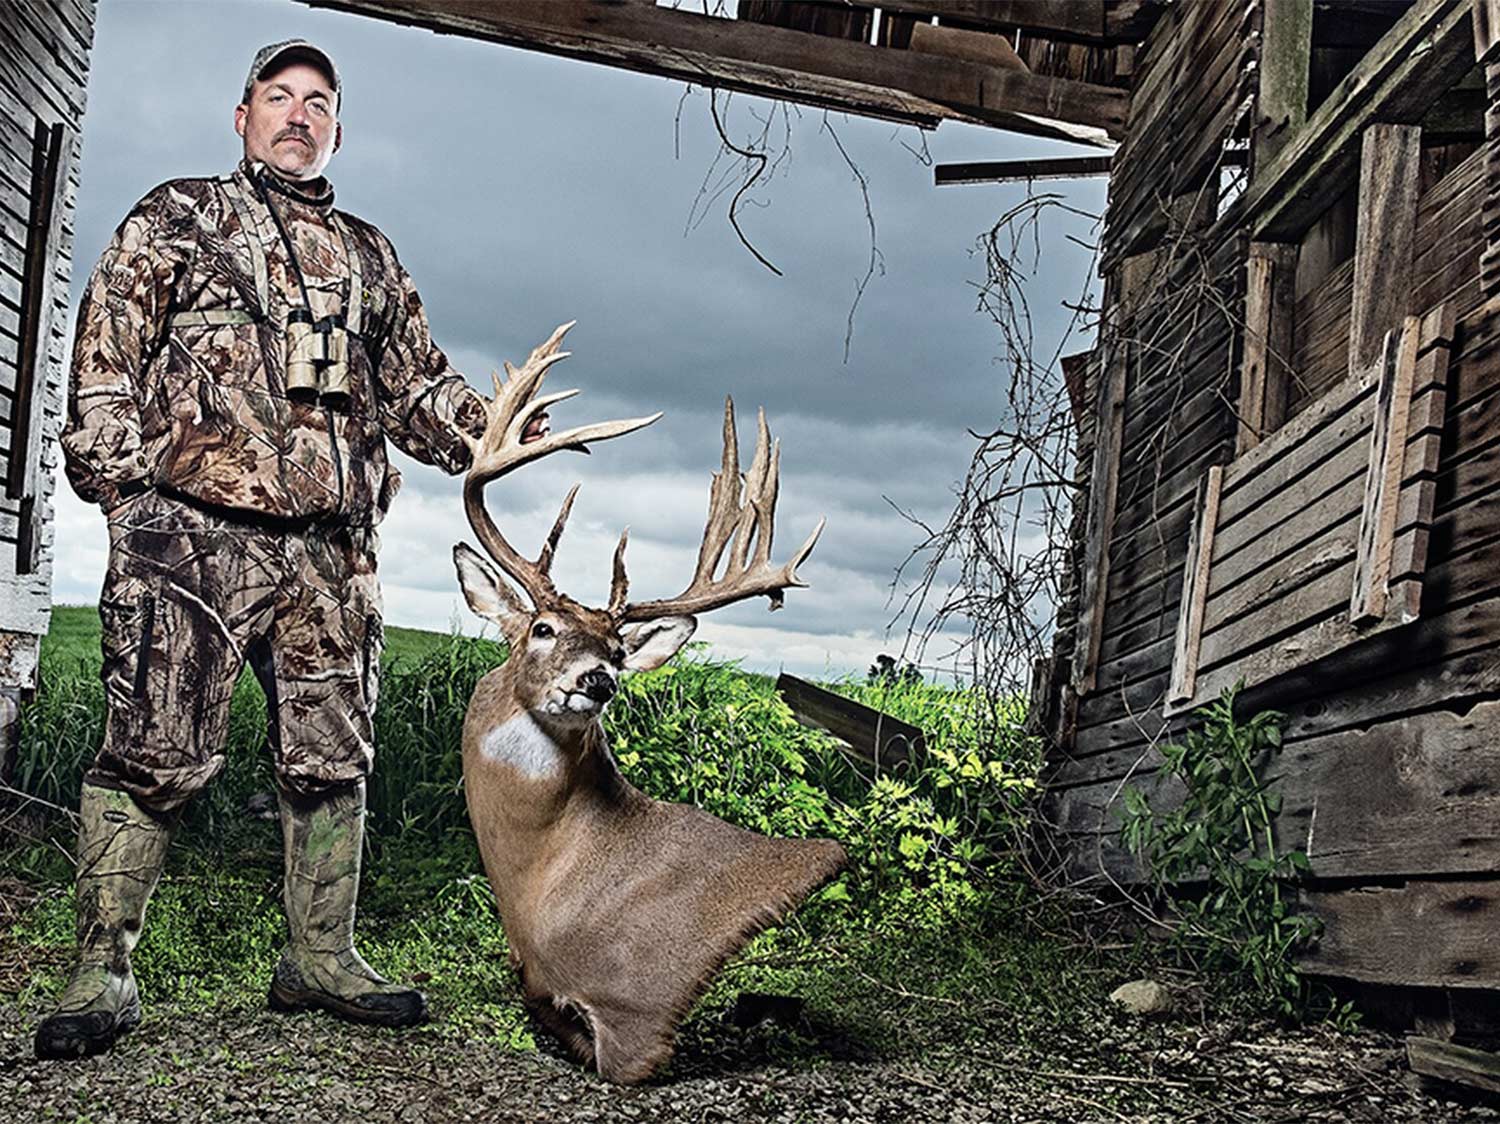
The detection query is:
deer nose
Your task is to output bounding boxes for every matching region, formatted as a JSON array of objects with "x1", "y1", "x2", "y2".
[{"x1": 578, "y1": 668, "x2": 616, "y2": 703}]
